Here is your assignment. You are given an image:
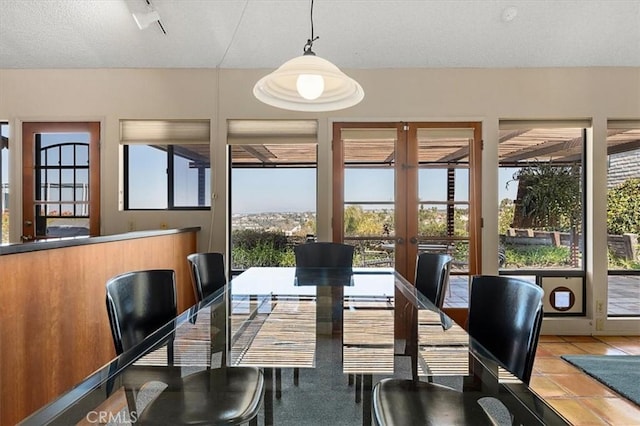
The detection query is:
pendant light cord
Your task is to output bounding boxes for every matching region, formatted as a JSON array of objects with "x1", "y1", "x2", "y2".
[{"x1": 303, "y1": 0, "x2": 319, "y2": 55}]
